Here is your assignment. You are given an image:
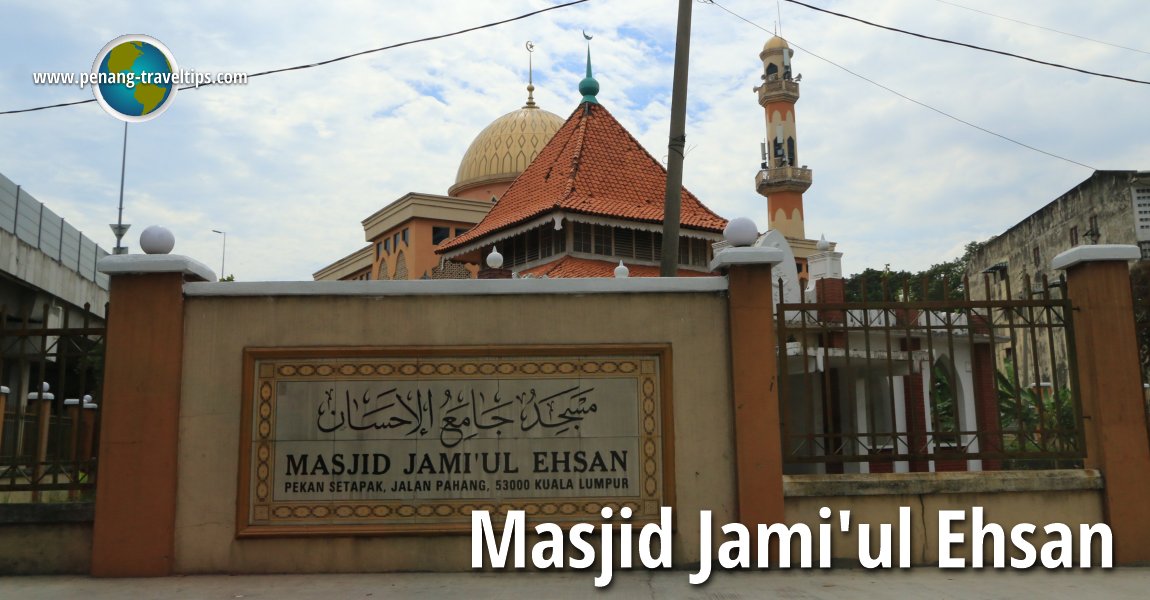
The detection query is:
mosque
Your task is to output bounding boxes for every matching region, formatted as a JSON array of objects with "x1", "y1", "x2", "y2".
[
  {"x1": 313, "y1": 36, "x2": 826, "y2": 282},
  {"x1": 311, "y1": 35, "x2": 1000, "y2": 475}
]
